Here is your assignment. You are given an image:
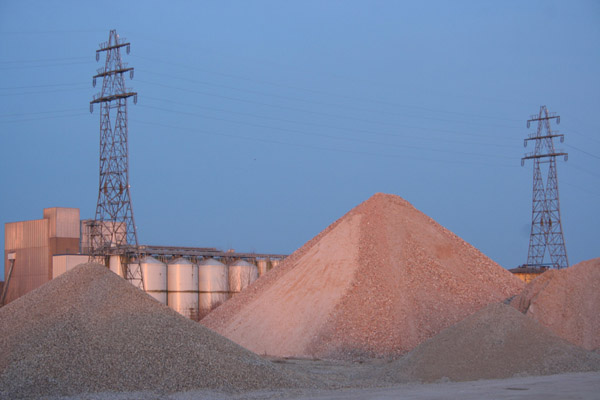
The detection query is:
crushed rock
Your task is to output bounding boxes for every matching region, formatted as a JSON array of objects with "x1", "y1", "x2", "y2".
[
  {"x1": 510, "y1": 257, "x2": 600, "y2": 351},
  {"x1": 384, "y1": 302, "x2": 600, "y2": 383},
  {"x1": 202, "y1": 193, "x2": 524, "y2": 359},
  {"x1": 0, "y1": 263, "x2": 313, "y2": 399}
]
